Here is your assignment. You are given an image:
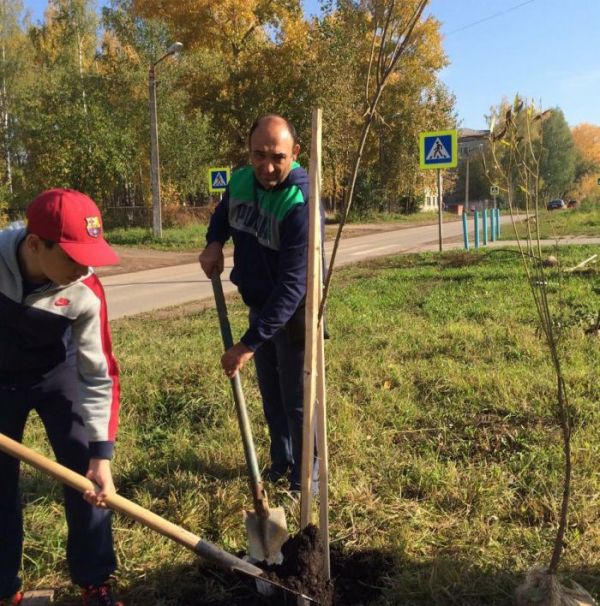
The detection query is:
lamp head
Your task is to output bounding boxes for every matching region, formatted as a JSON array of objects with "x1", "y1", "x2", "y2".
[{"x1": 167, "y1": 42, "x2": 183, "y2": 55}]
